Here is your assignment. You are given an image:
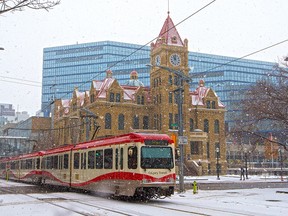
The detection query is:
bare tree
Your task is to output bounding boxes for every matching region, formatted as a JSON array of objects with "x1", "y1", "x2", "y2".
[
  {"x1": 0, "y1": 0, "x2": 60, "y2": 15},
  {"x1": 235, "y1": 57, "x2": 288, "y2": 149}
]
